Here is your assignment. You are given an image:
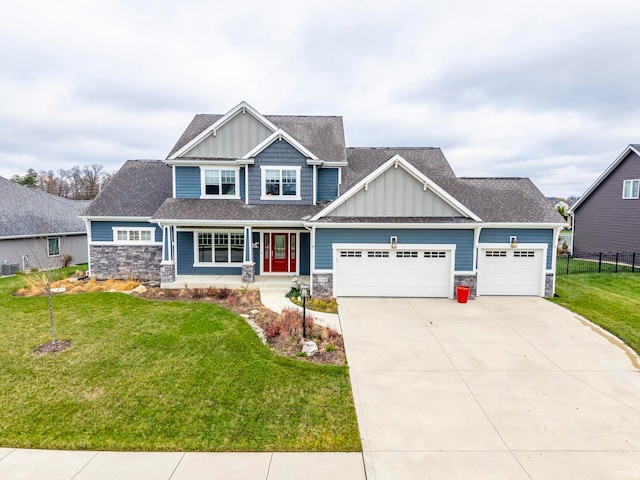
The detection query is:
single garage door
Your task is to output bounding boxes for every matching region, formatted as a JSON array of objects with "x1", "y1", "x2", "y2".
[
  {"x1": 477, "y1": 248, "x2": 544, "y2": 296},
  {"x1": 334, "y1": 247, "x2": 453, "y2": 297}
]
